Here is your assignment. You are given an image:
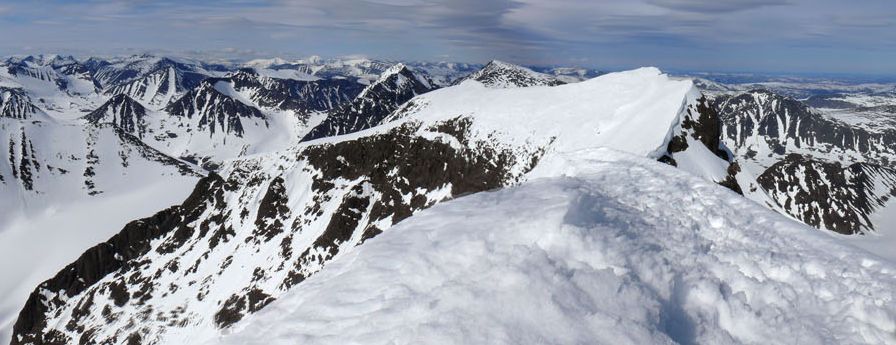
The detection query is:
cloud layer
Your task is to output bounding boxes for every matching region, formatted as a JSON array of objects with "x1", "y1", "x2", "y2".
[{"x1": 0, "y1": 0, "x2": 894, "y2": 73}]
